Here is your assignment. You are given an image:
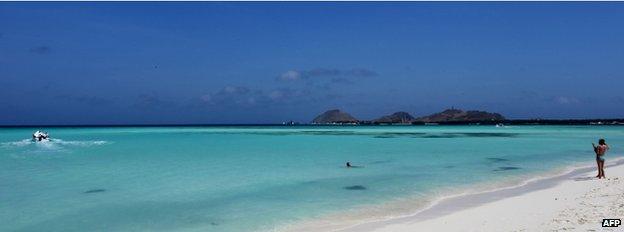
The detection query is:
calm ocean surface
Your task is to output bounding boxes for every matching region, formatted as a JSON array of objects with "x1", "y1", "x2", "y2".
[{"x1": 1, "y1": 125, "x2": 622, "y2": 231}]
